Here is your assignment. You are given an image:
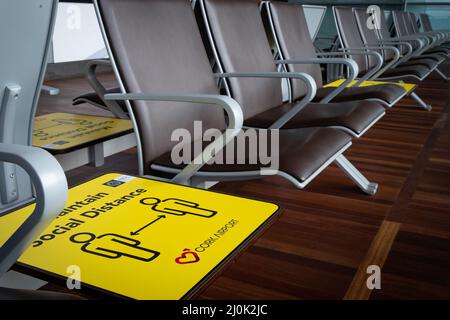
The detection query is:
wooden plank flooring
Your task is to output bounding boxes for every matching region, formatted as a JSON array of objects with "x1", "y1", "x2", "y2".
[{"x1": 37, "y1": 69, "x2": 450, "y2": 300}]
